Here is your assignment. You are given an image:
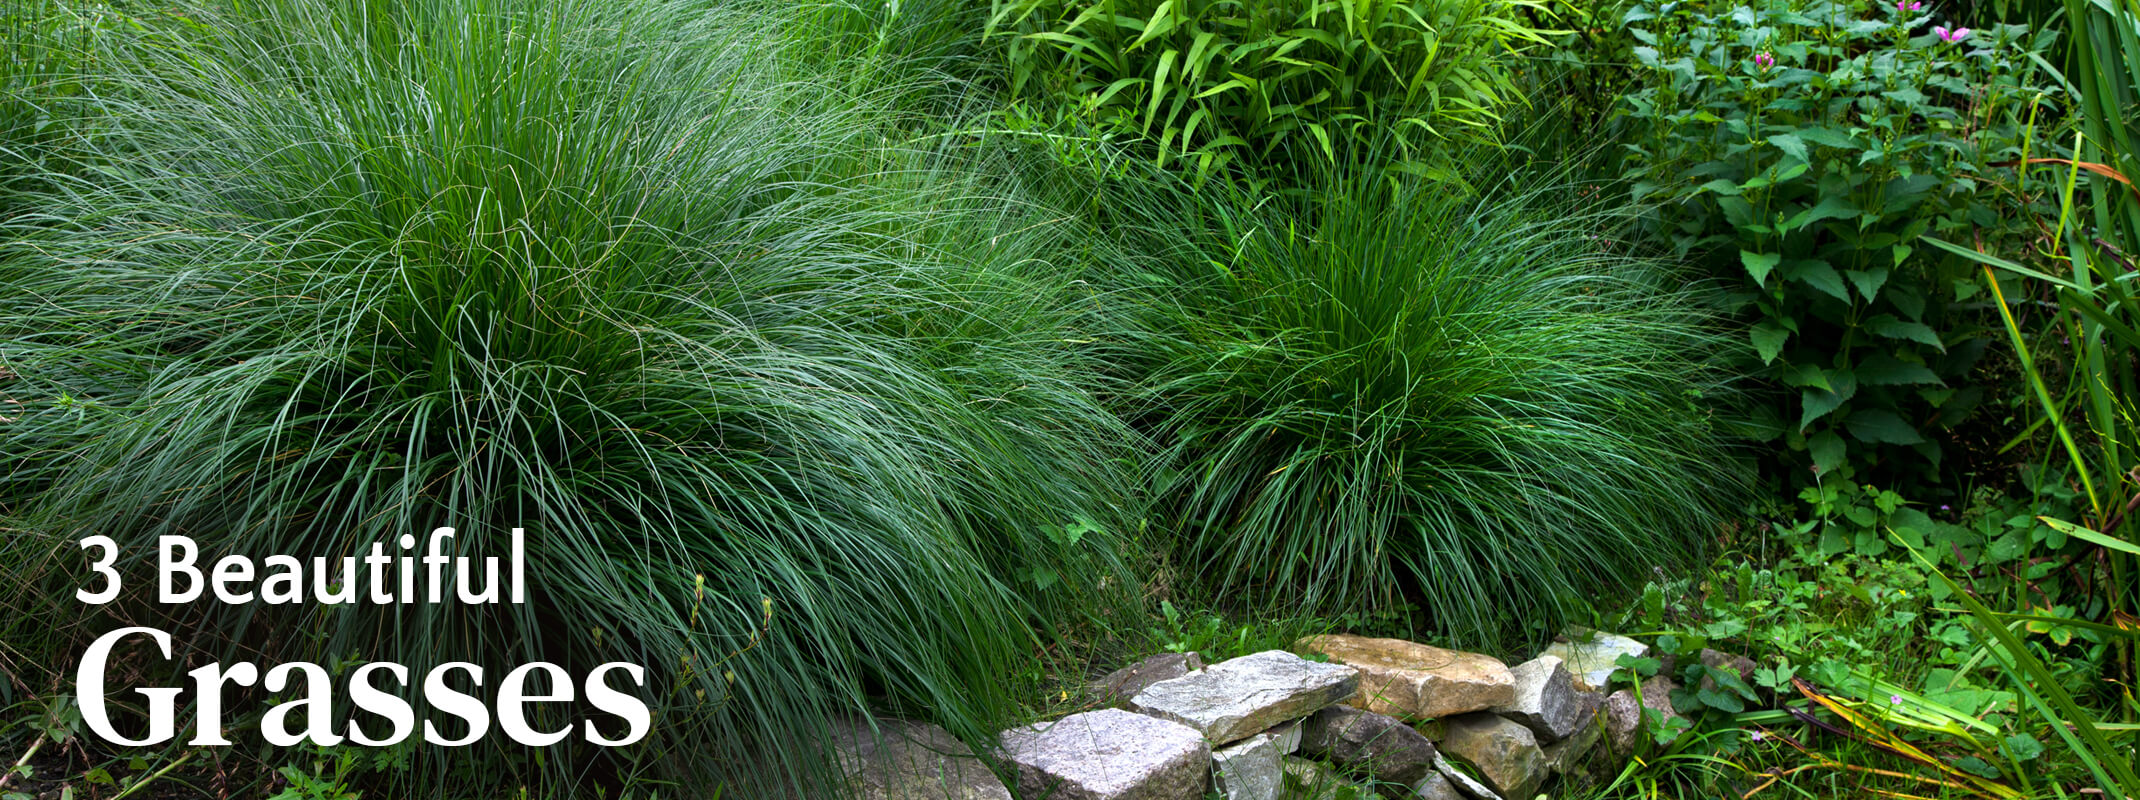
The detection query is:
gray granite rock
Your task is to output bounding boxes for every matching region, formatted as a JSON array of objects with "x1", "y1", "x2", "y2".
[
  {"x1": 1549, "y1": 714, "x2": 1600, "y2": 774},
  {"x1": 1490, "y1": 655, "x2": 1584, "y2": 744},
  {"x1": 1212, "y1": 730, "x2": 1290, "y2": 800},
  {"x1": 1296, "y1": 635, "x2": 1515, "y2": 719},
  {"x1": 1296, "y1": 705, "x2": 1438, "y2": 785},
  {"x1": 1540, "y1": 629, "x2": 1648, "y2": 692},
  {"x1": 1432, "y1": 751, "x2": 1503, "y2": 800},
  {"x1": 1413, "y1": 771, "x2": 1466, "y2": 800},
  {"x1": 1436, "y1": 714, "x2": 1548, "y2": 800},
  {"x1": 1128, "y1": 650, "x2": 1358, "y2": 745},
  {"x1": 1265, "y1": 719, "x2": 1304, "y2": 754},
  {"x1": 999, "y1": 709, "x2": 1209, "y2": 800},
  {"x1": 830, "y1": 718, "x2": 1014, "y2": 800},
  {"x1": 1091, "y1": 653, "x2": 1206, "y2": 706}
]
